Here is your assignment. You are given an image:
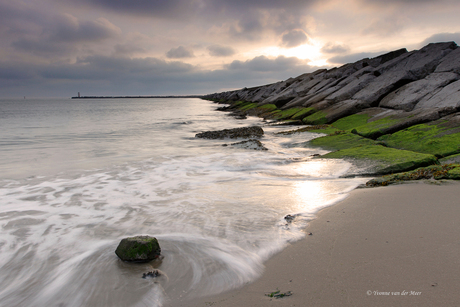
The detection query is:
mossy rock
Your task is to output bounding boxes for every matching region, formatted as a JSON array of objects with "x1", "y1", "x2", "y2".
[
  {"x1": 308, "y1": 132, "x2": 378, "y2": 151},
  {"x1": 445, "y1": 167, "x2": 460, "y2": 179},
  {"x1": 366, "y1": 164, "x2": 460, "y2": 186},
  {"x1": 377, "y1": 122, "x2": 460, "y2": 158},
  {"x1": 115, "y1": 236, "x2": 161, "y2": 262},
  {"x1": 302, "y1": 110, "x2": 327, "y2": 125},
  {"x1": 322, "y1": 145, "x2": 438, "y2": 175},
  {"x1": 237, "y1": 102, "x2": 258, "y2": 111},
  {"x1": 270, "y1": 107, "x2": 308, "y2": 120},
  {"x1": 352, "y1": 117, "x2": 403, "y2": 139},
  {"x1": 440, "y1": 153, "x2": 460, "y2": 164},
  {"x1": 257, "y1": 104, "x2": 277, "y2": 112},
  {"x1": 276, "y1": 125, "x2": 339, "y2": 136},
  {"x1": 329, "y1": 113, "x2": 371, "y2": 131},
  {"x1": 291, "y1": 107, "x2": 316, "y2": 120}
]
